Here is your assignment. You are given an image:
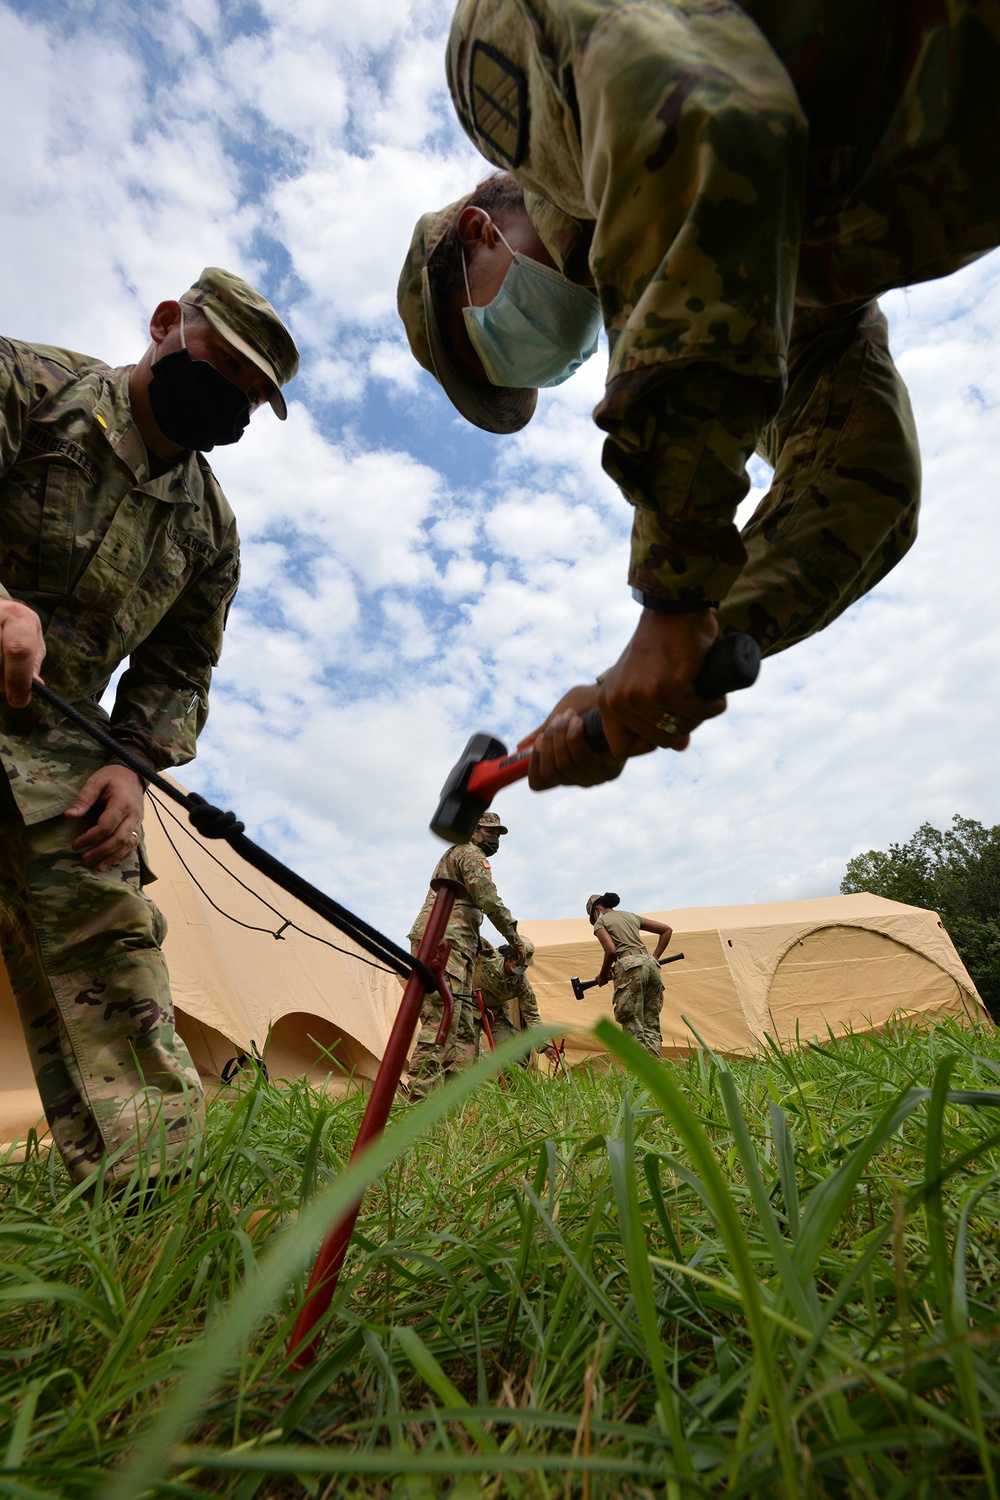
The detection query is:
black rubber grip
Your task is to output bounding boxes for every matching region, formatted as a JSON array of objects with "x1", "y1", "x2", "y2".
[{"x1": 580, "y1": 632, "x2": 760, "y2": 753}]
